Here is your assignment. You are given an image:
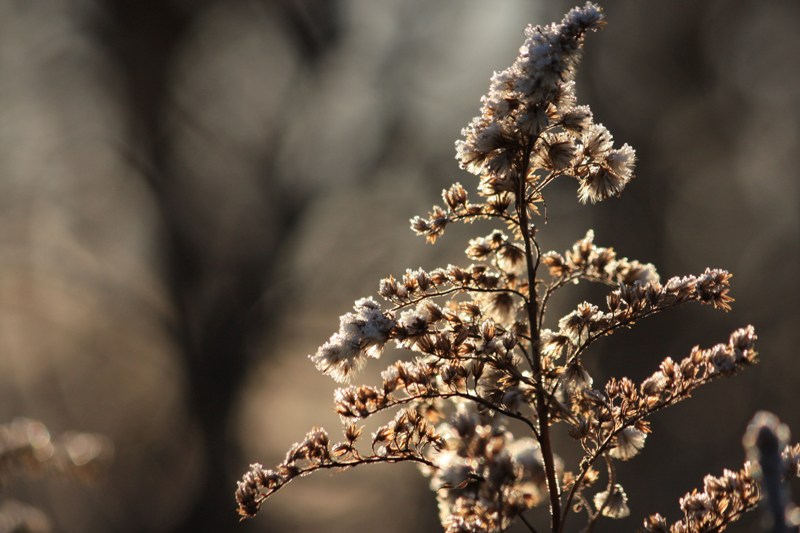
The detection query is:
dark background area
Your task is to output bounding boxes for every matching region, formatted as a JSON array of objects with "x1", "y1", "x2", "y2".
[{"x1": 0, "y1": 1, "x2": 797, "y2": 532}]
